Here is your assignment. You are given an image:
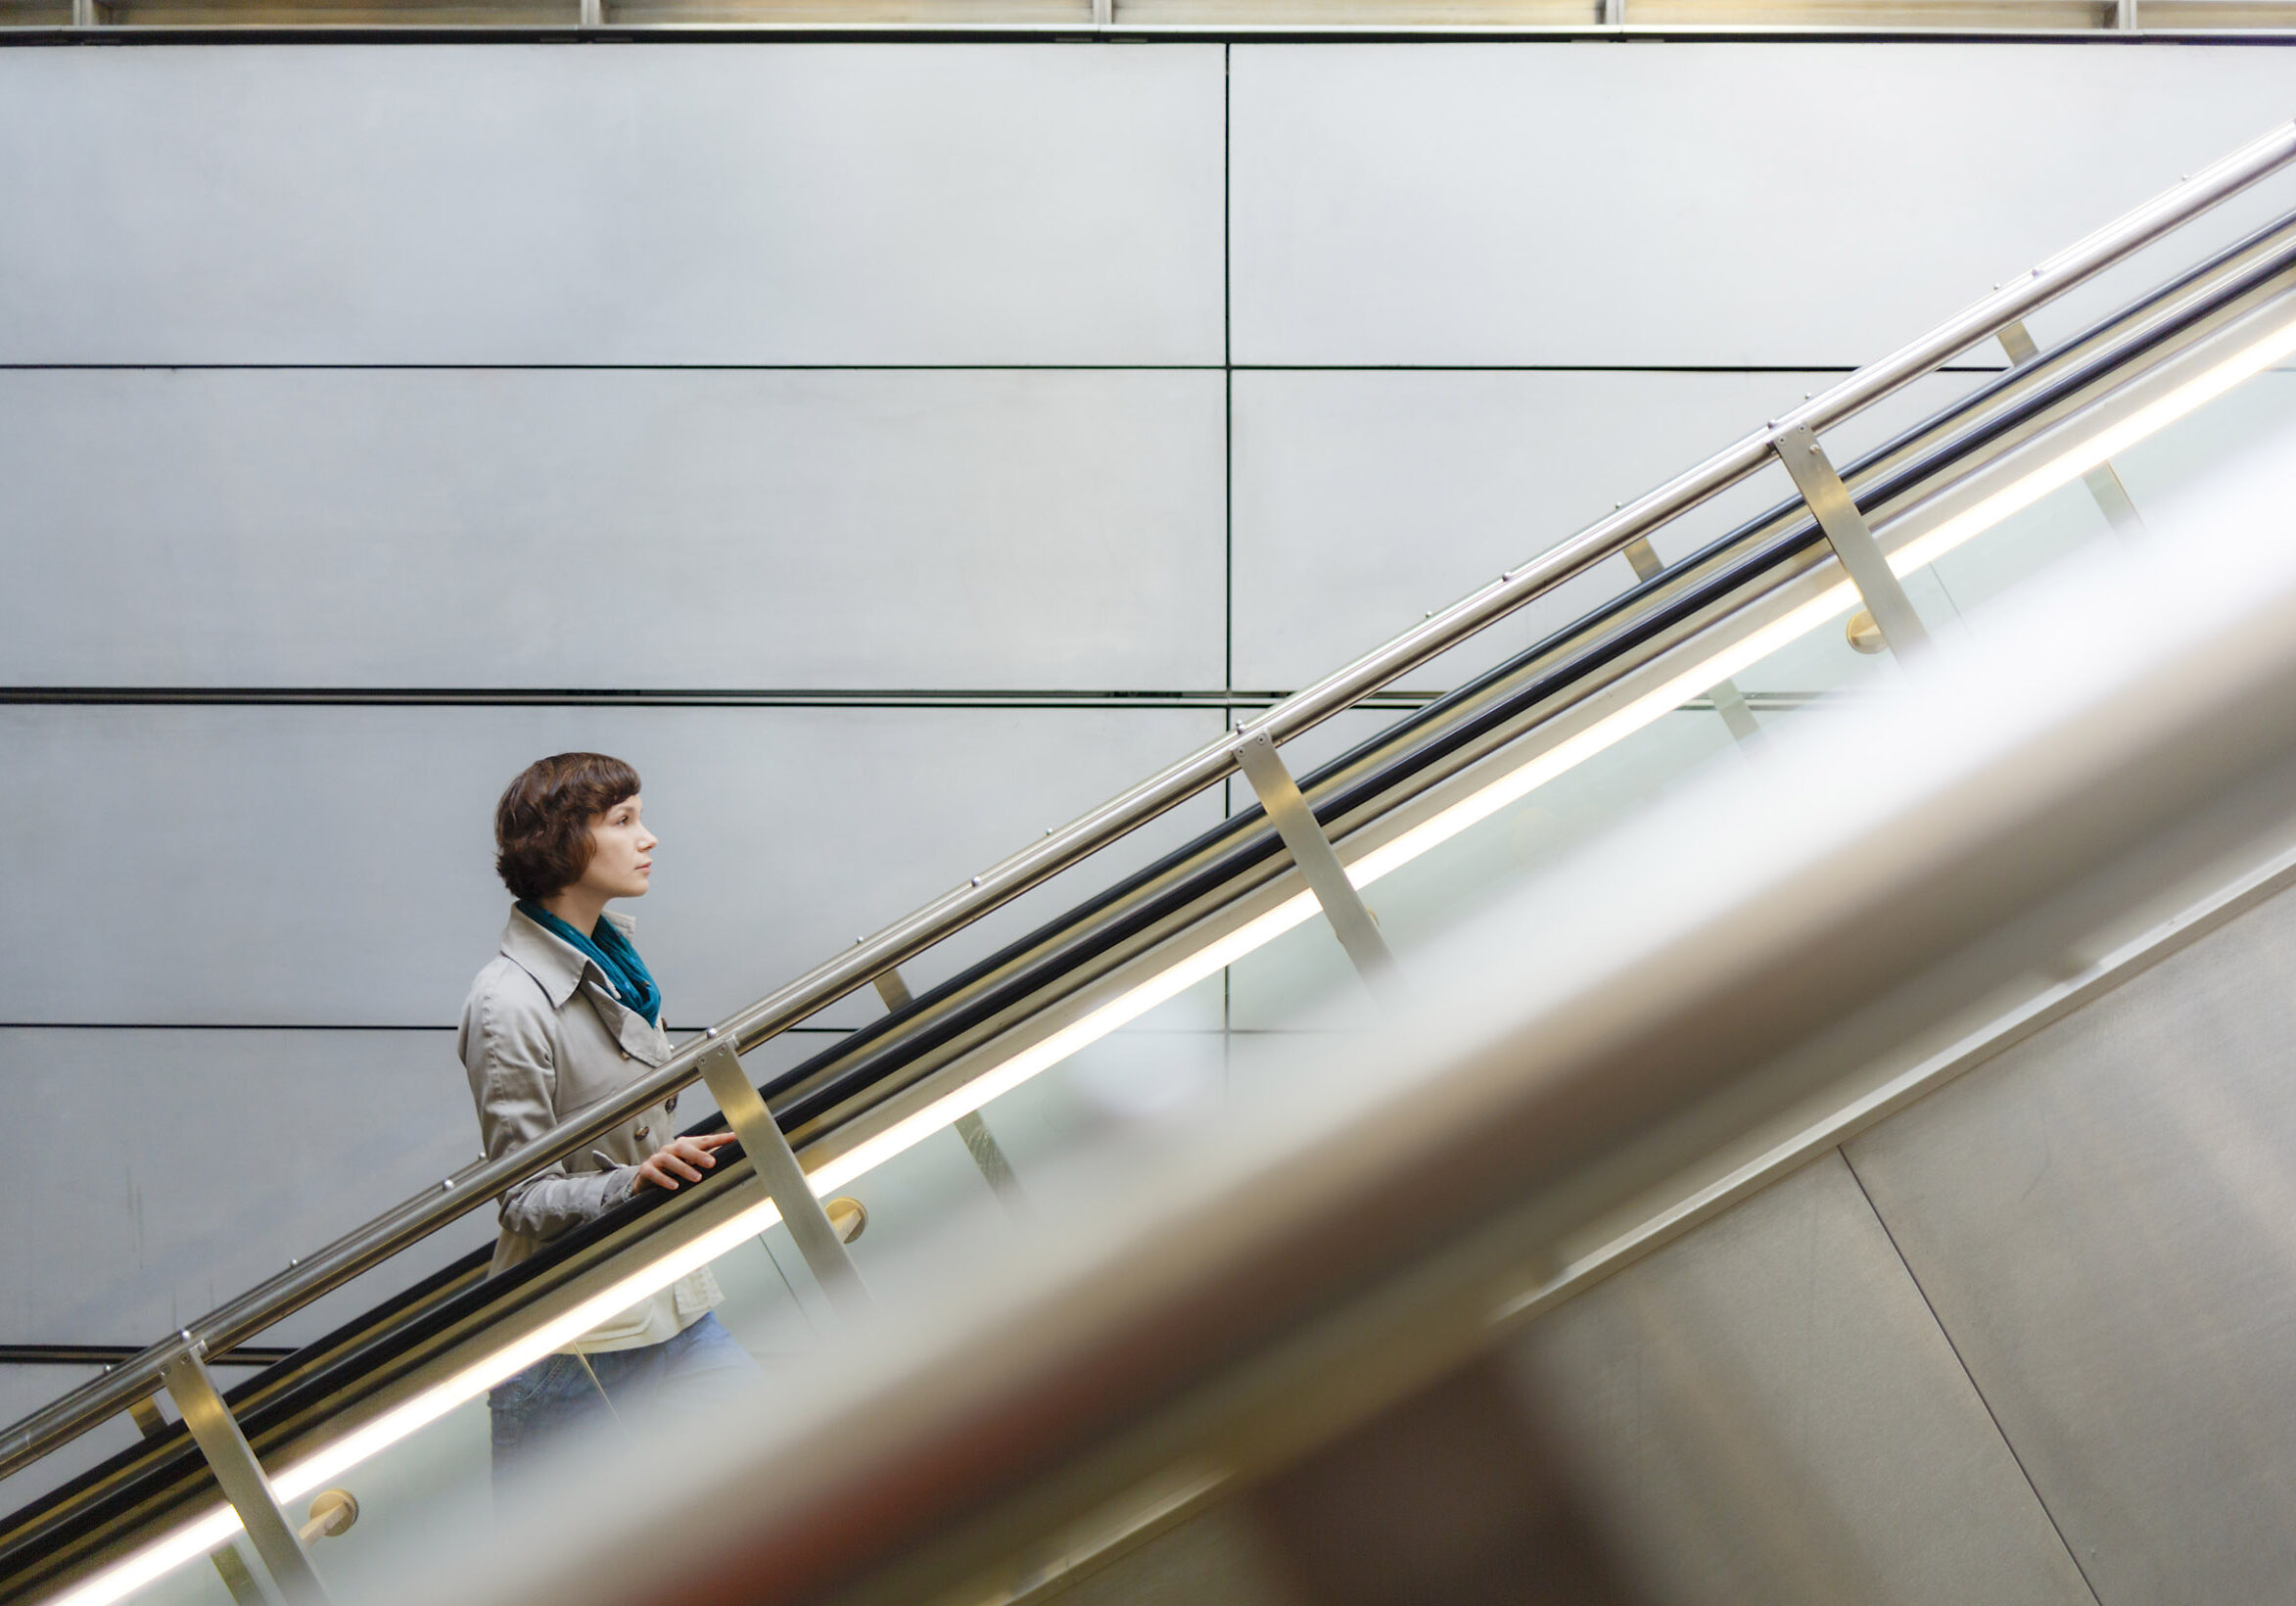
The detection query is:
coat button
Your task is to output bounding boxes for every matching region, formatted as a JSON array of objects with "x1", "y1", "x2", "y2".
[
  {"x1": 635, "y1": 1125, "x2": 651, "y2": 1142},
  {"x1": 620, "y1": 1050, "x2": 631, "y2": 1062}
]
